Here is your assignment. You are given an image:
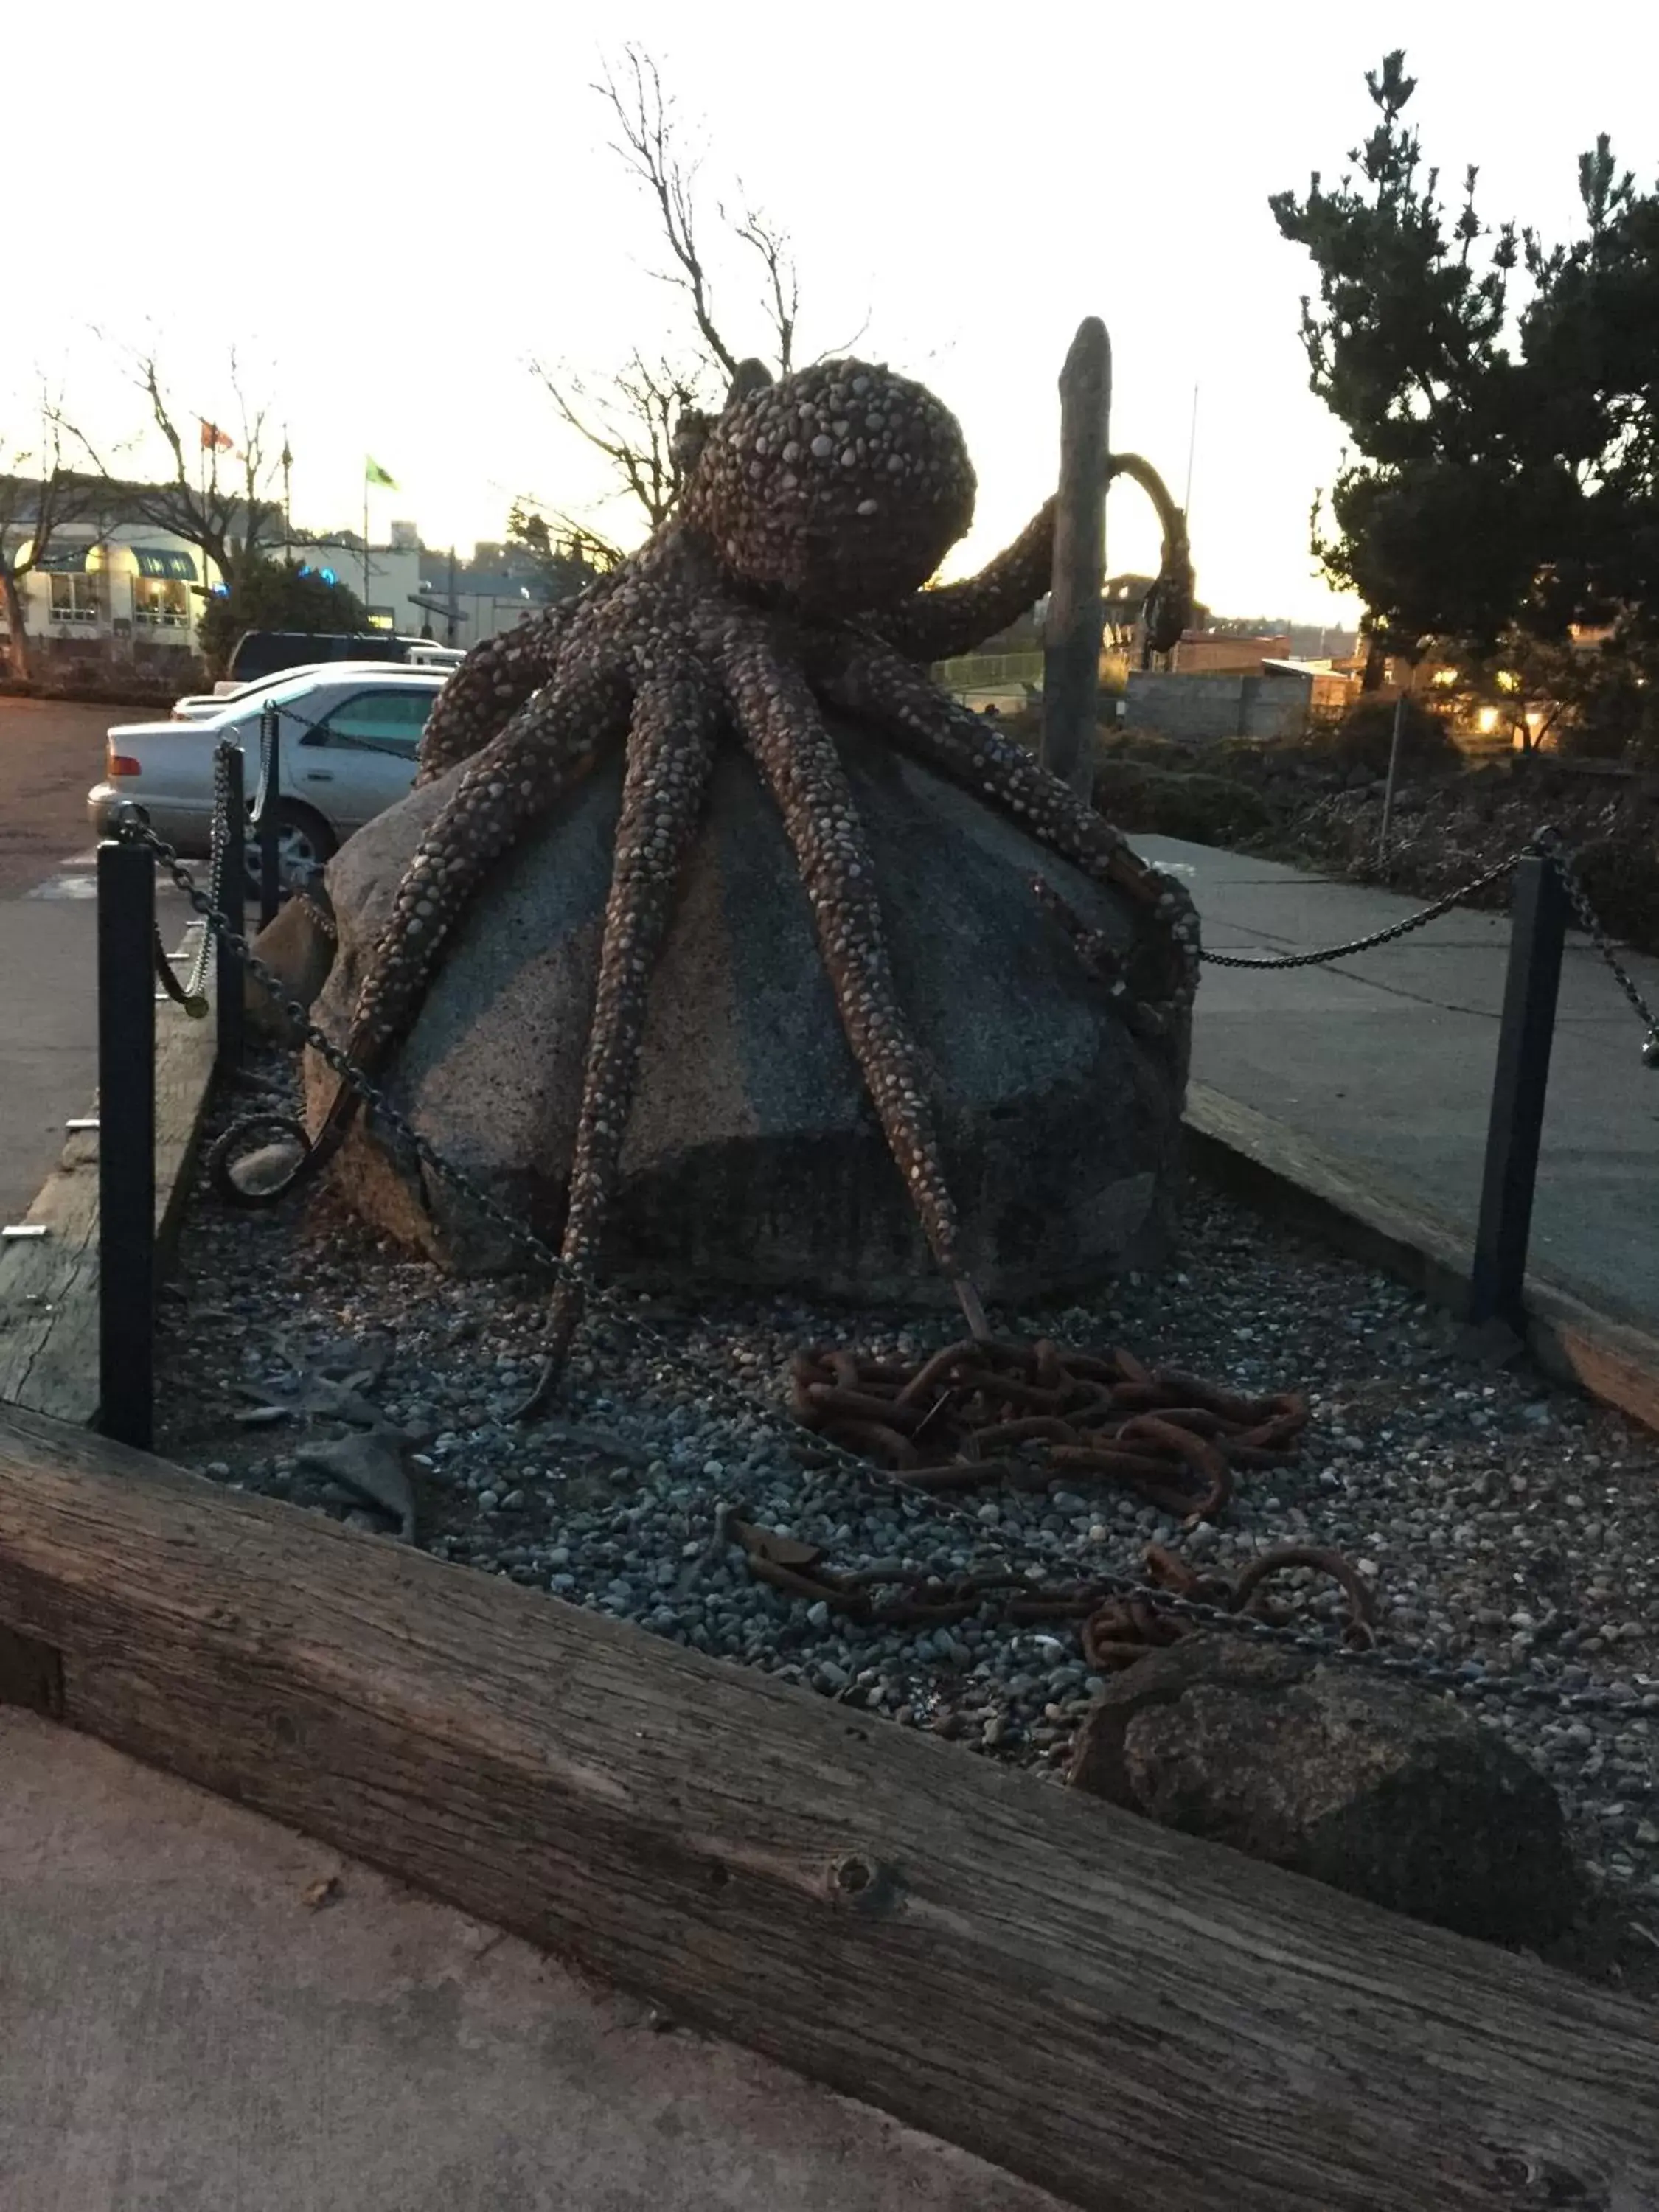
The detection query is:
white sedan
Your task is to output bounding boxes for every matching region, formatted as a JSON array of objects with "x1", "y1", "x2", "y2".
[
  {"x1": 88, "y1": 666, "x2": 447, "y2": 888},
  {"x1": 169, "y1": 661, "x2": 406, "y2": 720}
]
